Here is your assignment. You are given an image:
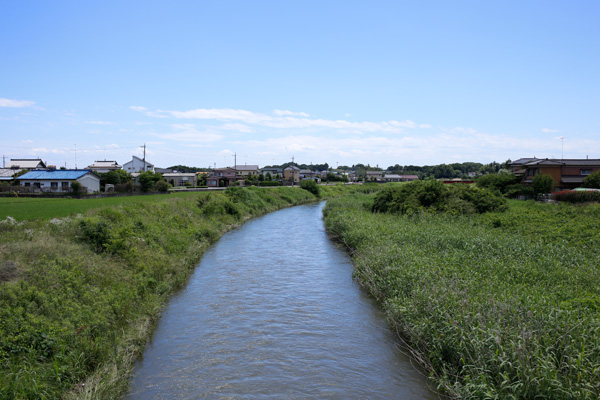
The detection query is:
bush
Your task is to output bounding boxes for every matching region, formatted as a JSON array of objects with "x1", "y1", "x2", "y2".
[
  {"x1": 476, "y1": 172, "x2": 519, "y2": 193},
  {"x1": 555, "y1": 190, "x2": 600, "y2": 203},
  {"x1": 71, "y1": 181, "x2": 83, "y2": 194},
  {"x1": 372, "y1": 180, "x2": 506, "y2": 215},
  {"x1": 300, "y1": 179, "x2": 320, "y2": 197},
  {"x1": 583, "y1": 170, "x2": 600, "y2": 188},
  {"x1": 532, "y1": 173, "x2": 554, "y2": 195},
  {"x1": 154, "y1": 180, "x2": 169, "y2": 193}
]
